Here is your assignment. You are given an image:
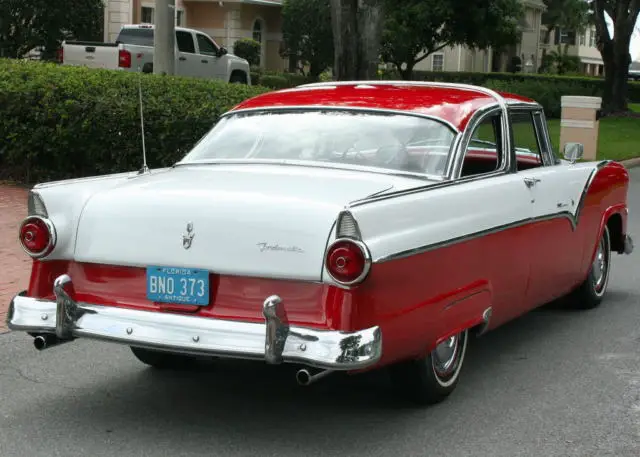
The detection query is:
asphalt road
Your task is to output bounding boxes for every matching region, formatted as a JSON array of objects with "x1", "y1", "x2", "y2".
[{"x1": 1, "y1": 168, "x2": 640, "y2": 457}]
